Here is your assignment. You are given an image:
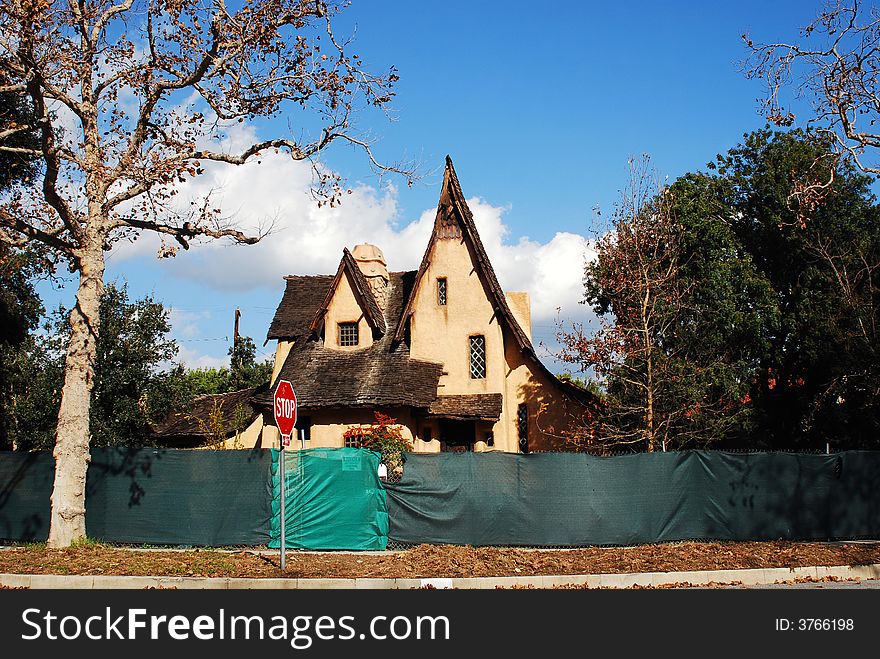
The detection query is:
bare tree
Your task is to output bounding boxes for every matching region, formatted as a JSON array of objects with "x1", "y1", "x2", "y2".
[
  {"x1": 744, "y1": 0, "x2": 880, "y2": 176},
  {"x1": 558, "y1": 159, "x2": 683, "y2": 452},
  {"x1": 558, "y1": 159, "x2": 748, "y2": 453},
  {"x1": 0, "y1": 0, "x2": 412, "y2": 546}
]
